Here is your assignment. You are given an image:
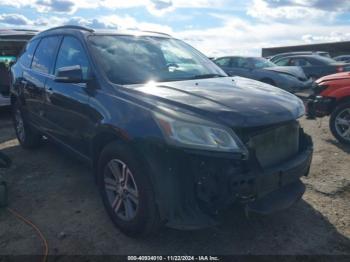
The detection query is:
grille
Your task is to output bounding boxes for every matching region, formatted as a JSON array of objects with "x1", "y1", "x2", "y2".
[{"x1": 249, "y1": 122, "x2": 300, "y2": 169}]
